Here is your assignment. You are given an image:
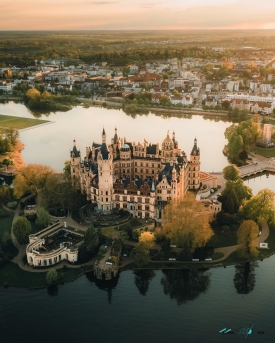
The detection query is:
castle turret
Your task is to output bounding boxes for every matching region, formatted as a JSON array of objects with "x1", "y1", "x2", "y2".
[
  {"x1": 97, "y1": 129, "x2": 114, "y2": 212},
  {"x1": 189, "y1": 137, "x2": 200, "y2": 190},
  {"x1": 70, "y1": 139, "x2": 81, "y2": 187}
]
